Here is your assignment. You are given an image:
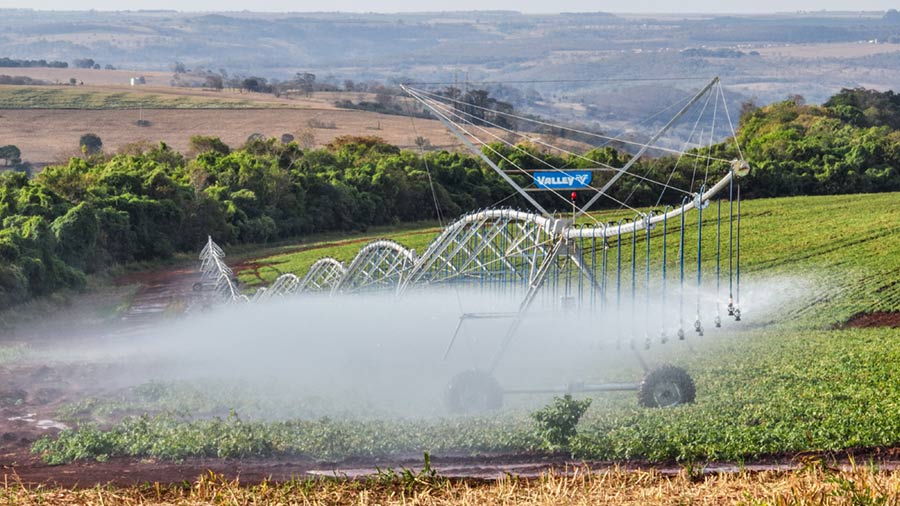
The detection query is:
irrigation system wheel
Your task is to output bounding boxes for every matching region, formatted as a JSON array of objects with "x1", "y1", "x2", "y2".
[
  {"x1": 444, "y1": 370, "x2": 503, "y2": 414},
  {"x1": 637, "y1": 365, "x2": 696, "y2": 408}
]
